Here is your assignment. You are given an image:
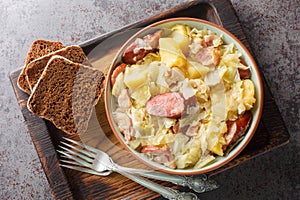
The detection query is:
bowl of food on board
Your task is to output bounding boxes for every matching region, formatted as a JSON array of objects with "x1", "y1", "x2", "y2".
[{"x1": 104, "y1": 17, "x2": 263, "y2": 175}]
